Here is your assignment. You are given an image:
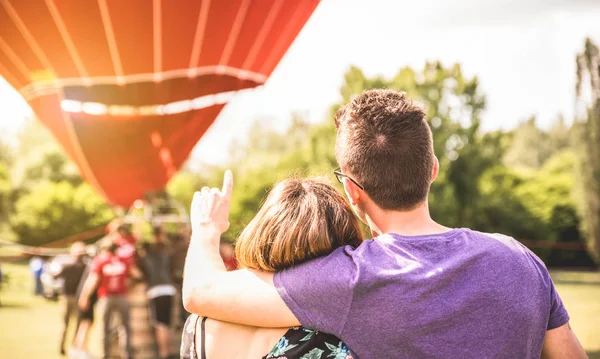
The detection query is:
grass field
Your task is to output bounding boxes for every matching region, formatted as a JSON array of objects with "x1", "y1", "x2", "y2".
[
  {"x1": 0, "y1": 262, "x2": 103, "y2": 359},
  {"x1": 1, "y1": 262, "x2": 599, "y2": 359}
]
